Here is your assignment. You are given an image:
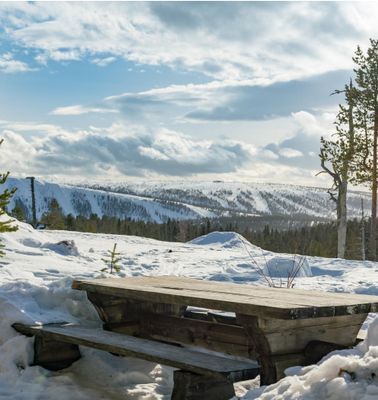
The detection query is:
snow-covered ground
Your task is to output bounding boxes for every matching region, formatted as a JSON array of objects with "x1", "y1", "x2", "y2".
[{"x1": 1, "y1": 219, "x2": 378, "y2": 399}]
